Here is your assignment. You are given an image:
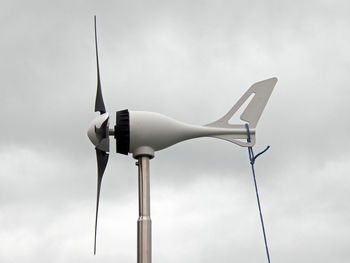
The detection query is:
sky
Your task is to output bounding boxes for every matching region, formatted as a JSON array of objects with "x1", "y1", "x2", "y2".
[{"x1": 1, "y1": 0, "x2": 350, "y2": 262}]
